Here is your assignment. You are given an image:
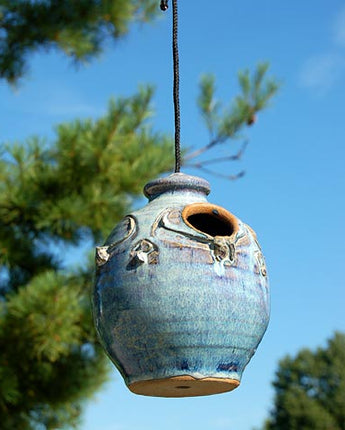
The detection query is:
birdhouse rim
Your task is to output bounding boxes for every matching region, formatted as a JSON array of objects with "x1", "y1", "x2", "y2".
[{"x1": 144, "y1": 173, "x2": 211, "y2": 201}]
